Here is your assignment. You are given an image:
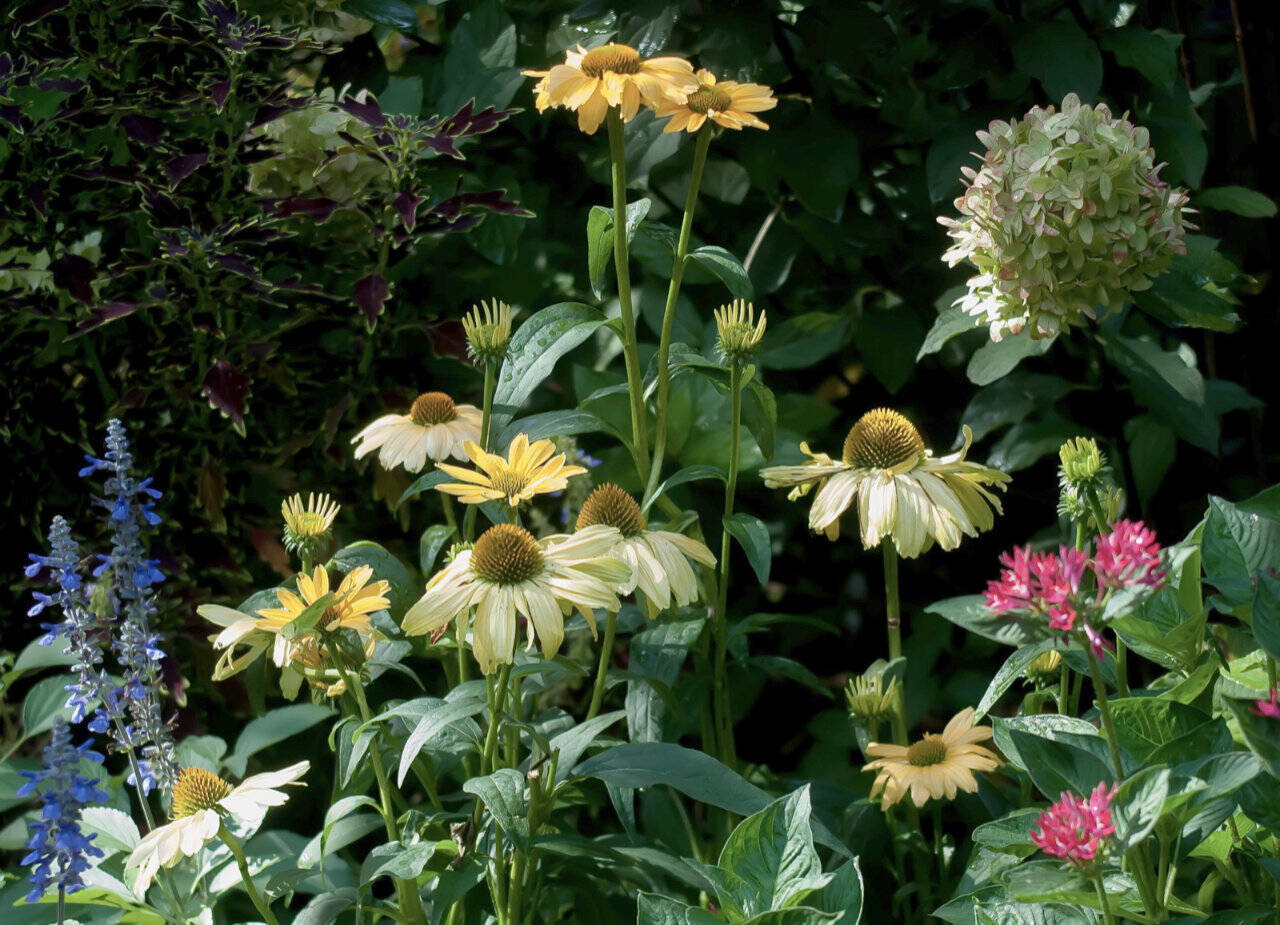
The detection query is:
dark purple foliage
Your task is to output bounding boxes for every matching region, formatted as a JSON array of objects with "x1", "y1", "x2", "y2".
[
  {"x1": 354, "y1": 273, "x2": 390, "y2": 329},
  {"x1": 201, "y1": 361, "x2": 249, "y2": 434},
  {"x1": 50, "y1": 255, "x2": 96, "y2": 304}
]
